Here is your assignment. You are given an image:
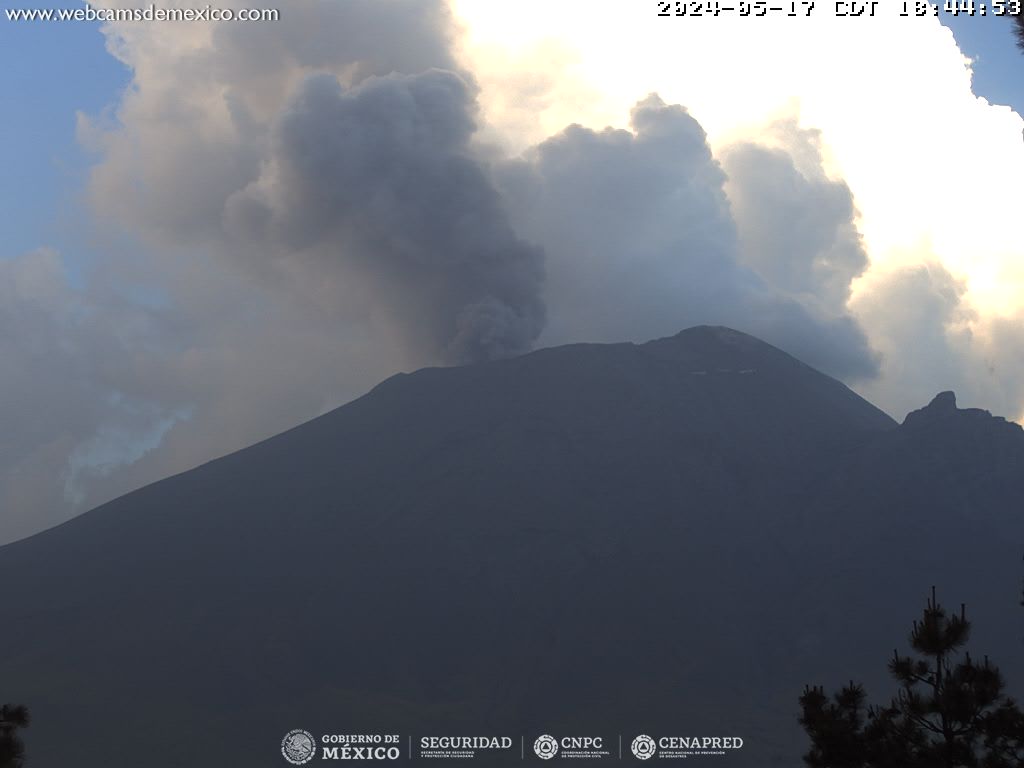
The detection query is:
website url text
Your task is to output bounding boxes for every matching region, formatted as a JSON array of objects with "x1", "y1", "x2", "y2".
[{"x1": 6, "y1": 3, "x2": 280, "y2": 22}]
